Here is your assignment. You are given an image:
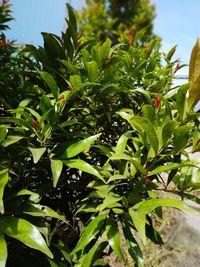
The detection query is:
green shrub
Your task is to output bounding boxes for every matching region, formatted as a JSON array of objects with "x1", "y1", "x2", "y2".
[{"x1": 1, "y1": 3, "x2": 200, "y2": 267}]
